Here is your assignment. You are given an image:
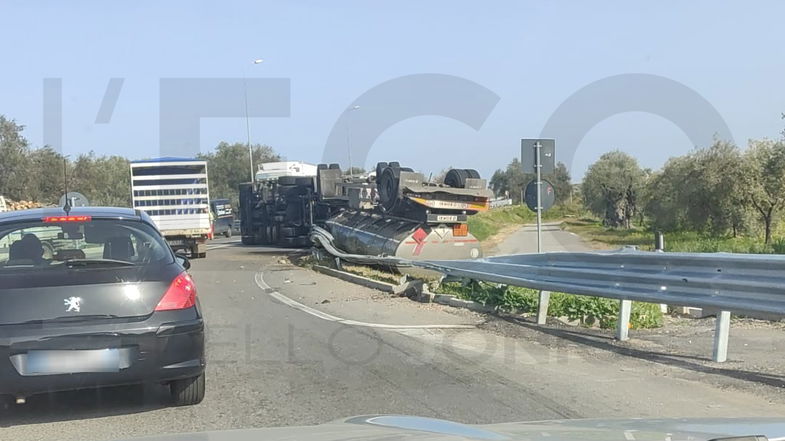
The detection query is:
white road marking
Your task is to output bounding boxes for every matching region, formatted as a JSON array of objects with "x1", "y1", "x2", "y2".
[{"x1": 254, "y1": 272, "x2": 475, "y2": 330}]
